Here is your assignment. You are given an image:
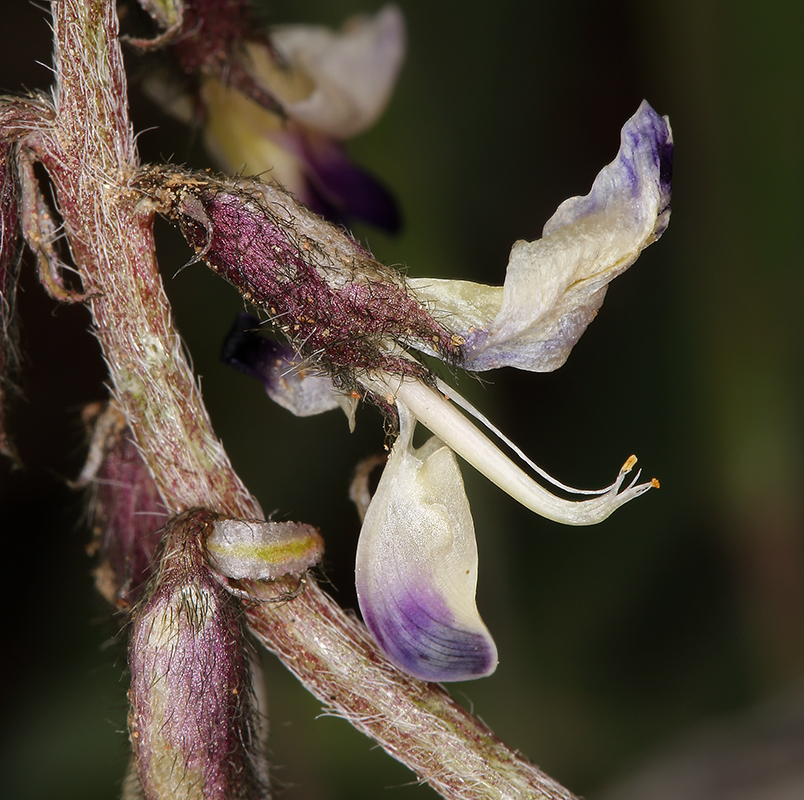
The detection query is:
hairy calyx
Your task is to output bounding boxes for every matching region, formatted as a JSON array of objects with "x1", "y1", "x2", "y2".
[{"x1": 132, "y1": 167, "x2": 458, "y2": 394}]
